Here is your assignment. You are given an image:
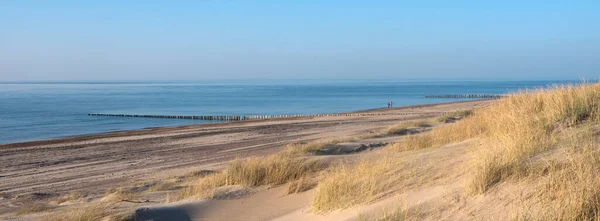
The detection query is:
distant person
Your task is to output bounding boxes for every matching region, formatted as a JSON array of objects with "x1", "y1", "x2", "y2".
[
  {"x1": 387, "y1": 102, "x2": 391, "y2": 108},
  {"x1": 390, "y1": 101, "x2": 393, "y2": 108}
]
